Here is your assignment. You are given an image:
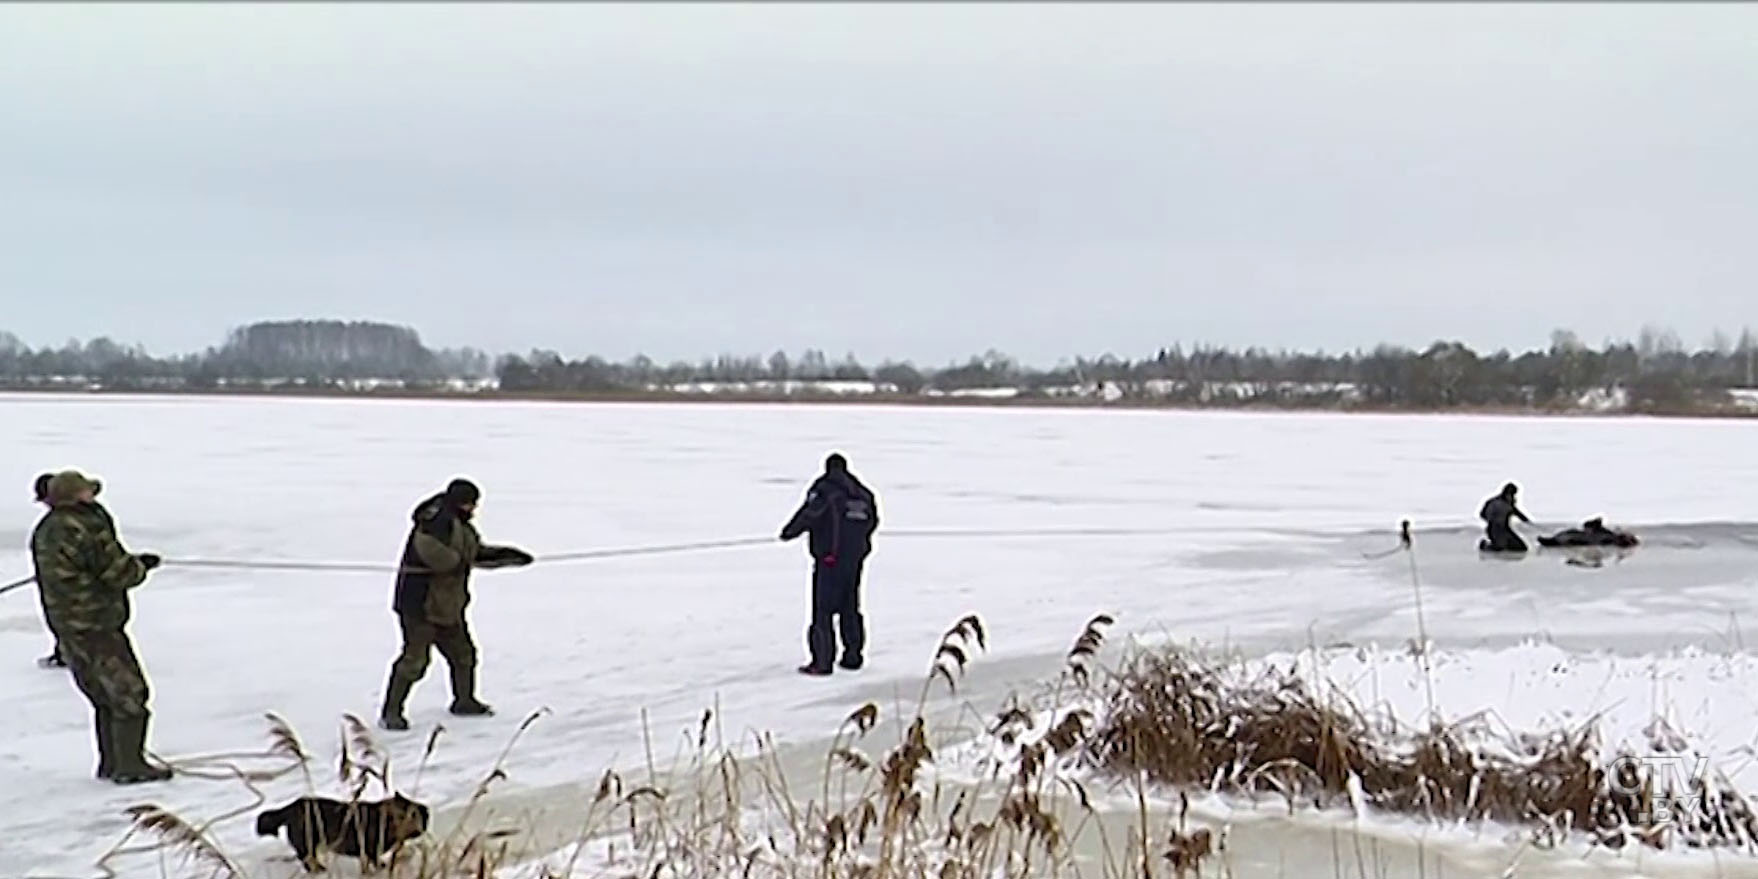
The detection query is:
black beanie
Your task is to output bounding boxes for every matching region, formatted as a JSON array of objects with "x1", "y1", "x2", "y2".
[
  {"x1": 825, "y1": 453, "x2": 848, "y2": 473},
  {"x1": 445, "y1": 479, "x2": 482, "y2": 506}
]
